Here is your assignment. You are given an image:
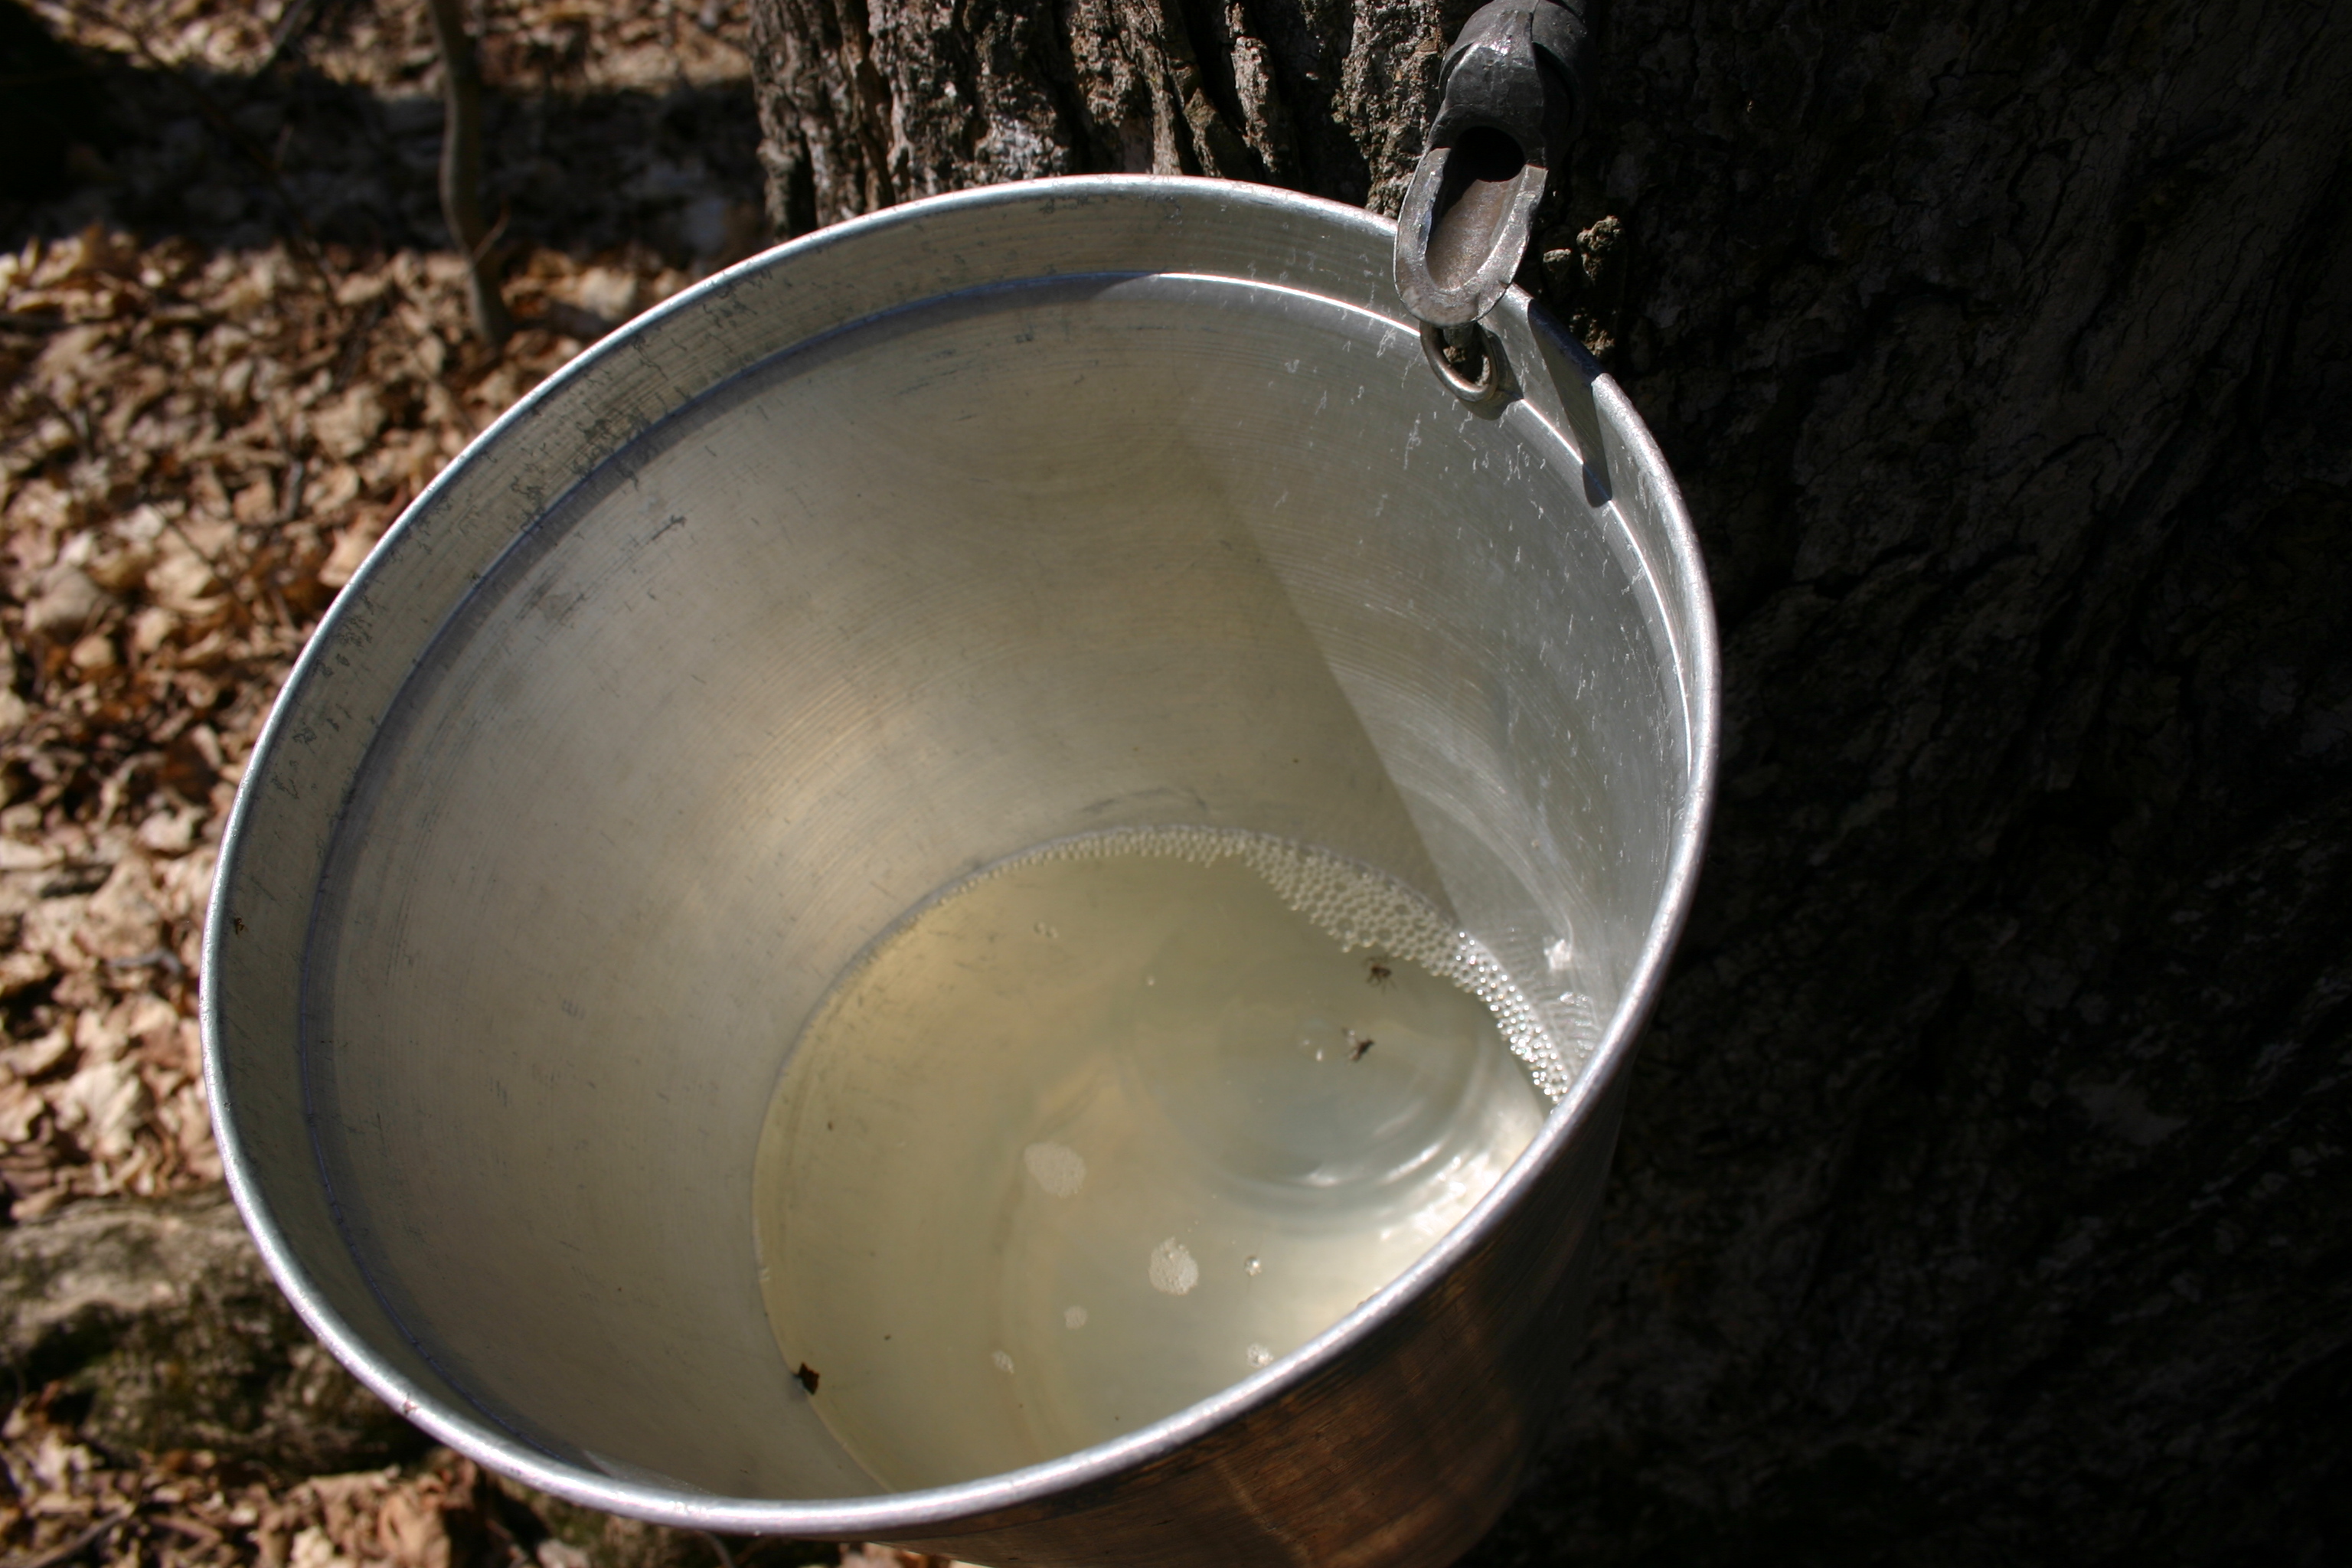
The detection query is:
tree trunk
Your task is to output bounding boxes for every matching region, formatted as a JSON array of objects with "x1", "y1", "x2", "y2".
[{"x1": 743, "y1": 2, "x2": 2352, "y2": 1560}]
